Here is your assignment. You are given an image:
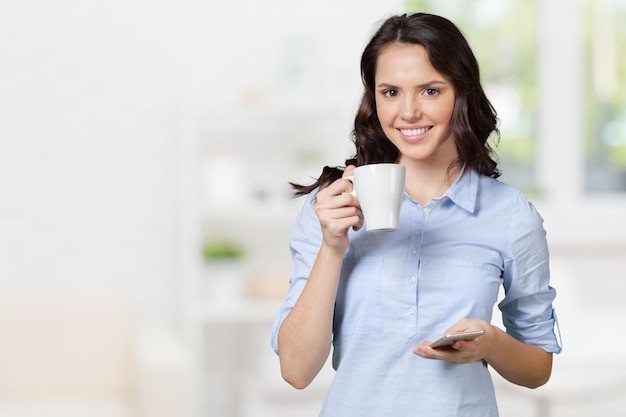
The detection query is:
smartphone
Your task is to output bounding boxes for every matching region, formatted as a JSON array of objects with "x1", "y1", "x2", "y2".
[{"x1": 429, "y1": 329, "x2": 485, "y2": 349}]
